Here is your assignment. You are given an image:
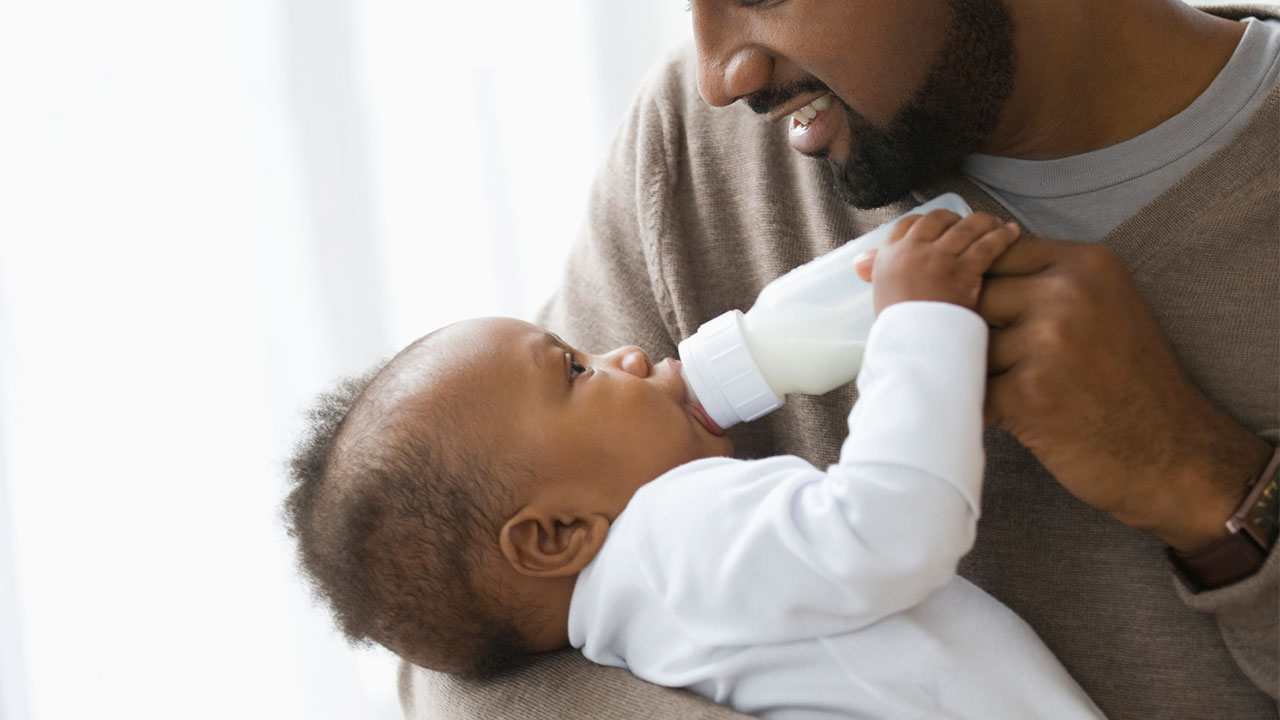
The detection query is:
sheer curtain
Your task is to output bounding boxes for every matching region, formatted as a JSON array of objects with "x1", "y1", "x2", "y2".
[{"x1": 0, "y1": 2, "x2": 691, "y2": 719}]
